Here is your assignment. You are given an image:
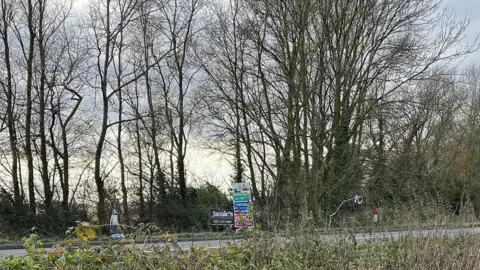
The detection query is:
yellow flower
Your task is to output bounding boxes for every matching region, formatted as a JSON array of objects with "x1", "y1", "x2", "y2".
[{"x1": 66, "y1": 239, "x2": 73, "y2": 247}]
